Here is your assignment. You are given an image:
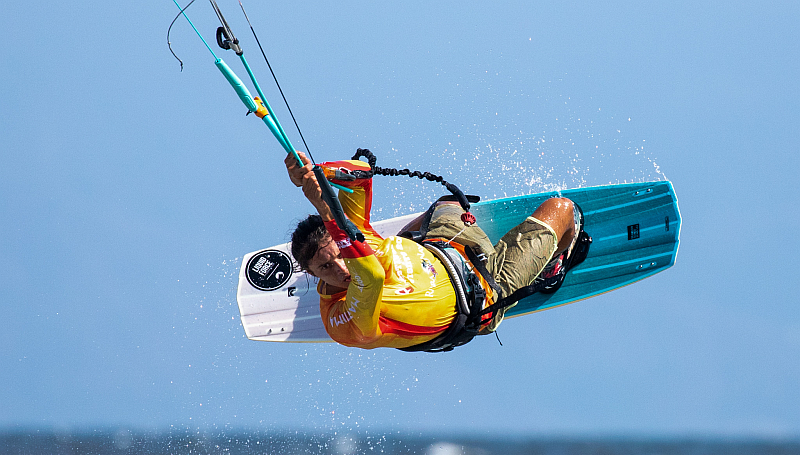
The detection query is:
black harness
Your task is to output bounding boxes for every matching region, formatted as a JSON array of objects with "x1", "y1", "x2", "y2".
[{"x1": 398, "y1": 240, "x2": 489, "y2": 352}]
